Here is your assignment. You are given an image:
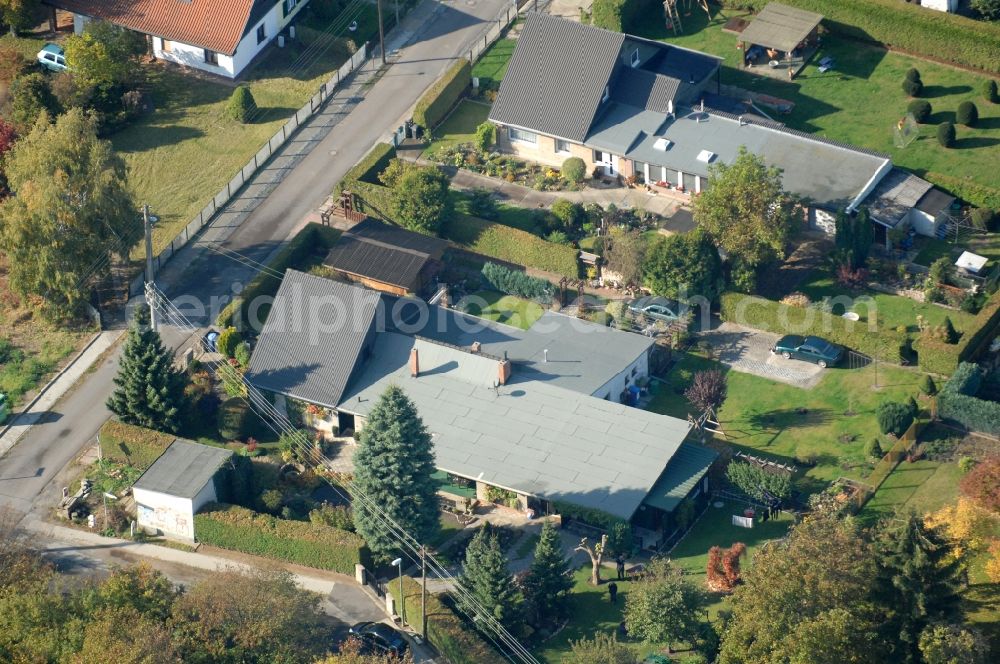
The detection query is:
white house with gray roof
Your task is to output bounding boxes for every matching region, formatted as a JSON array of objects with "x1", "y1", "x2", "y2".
[{"x1": 246, "y1": 270, "x2": 715, "y2": 535}]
